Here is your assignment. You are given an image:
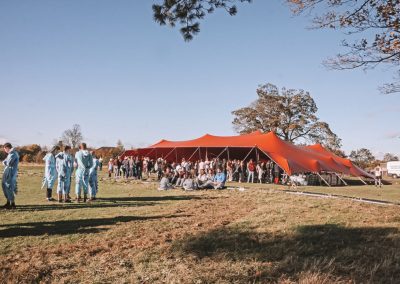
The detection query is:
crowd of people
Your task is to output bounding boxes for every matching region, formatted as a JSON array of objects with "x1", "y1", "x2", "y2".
[{"x1": 106, "y1": 156, "x2": 285, "y2": 190}]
